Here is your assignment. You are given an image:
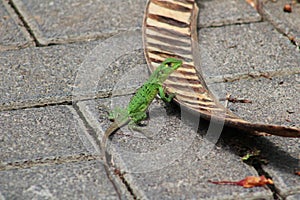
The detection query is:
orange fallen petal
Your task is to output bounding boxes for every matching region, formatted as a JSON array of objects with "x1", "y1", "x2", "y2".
[
  {"x1": 209, "y1": 175, "x2": 273, "y2": 188},
  {"x1": 295, "y1": 171, "x2": 300, "y2": 176},
  {"x1": 242, "y1": 176, "x2": 273, "y2": 188}
]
